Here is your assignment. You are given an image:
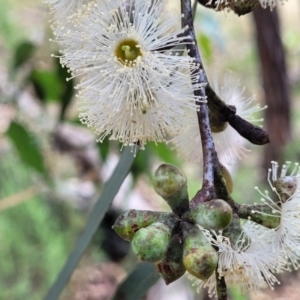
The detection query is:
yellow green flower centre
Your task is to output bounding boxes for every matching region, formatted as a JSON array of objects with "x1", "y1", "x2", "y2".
[{"x1": 115, "y1": 39, "x2": 142, "y2": 66}]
